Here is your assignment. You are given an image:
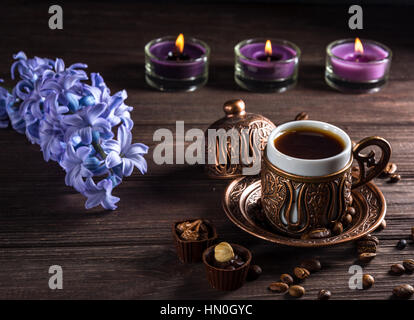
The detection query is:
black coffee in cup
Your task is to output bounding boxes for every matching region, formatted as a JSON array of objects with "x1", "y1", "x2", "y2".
[{"x1": 274, "y1": 127, "x2": 345, "y2": 160}]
